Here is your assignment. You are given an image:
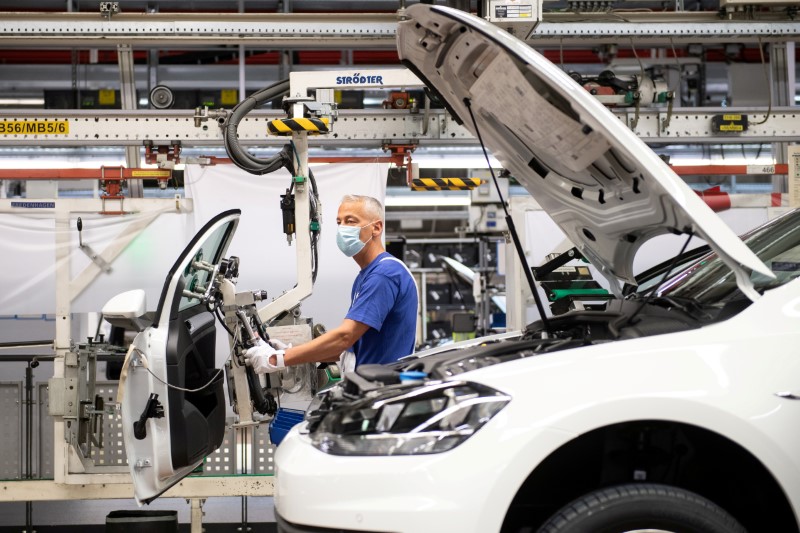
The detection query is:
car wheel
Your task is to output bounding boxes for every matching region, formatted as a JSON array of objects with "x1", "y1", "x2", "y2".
[{"x1": 537, "y1": 483, "x2": 746, "y2": 533}]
